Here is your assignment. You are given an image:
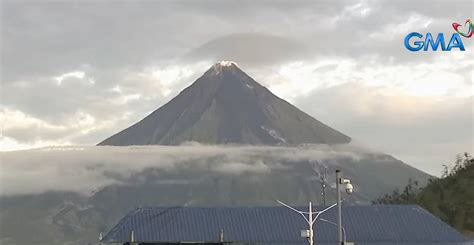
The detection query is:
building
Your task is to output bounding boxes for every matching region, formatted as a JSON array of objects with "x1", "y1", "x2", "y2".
[{"x1": 101, "y1": 205, "x2": 473, "y2": 245}]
